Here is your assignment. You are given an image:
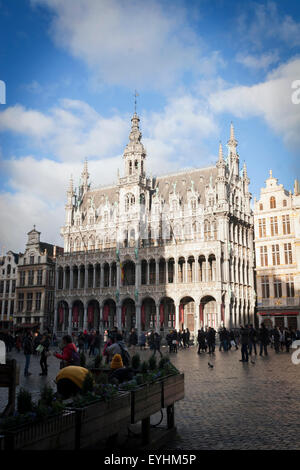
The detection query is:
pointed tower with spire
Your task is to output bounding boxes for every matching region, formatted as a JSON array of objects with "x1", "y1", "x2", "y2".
[
  {"x1": 123, "y1": 111, "x2": 146, "y2": 179},
  {"x1": 65, "y1": 175, "x2": 75, "y2": 226},
  {"x1": 227, "y1": 122, "x2": 239, "y2": 178},
  {"x1": 216, "y1": 141, "x2": 227, "y2": 204},
  {"x1": 81, "y1": 158, "x2": 89, "y2": 194}
]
